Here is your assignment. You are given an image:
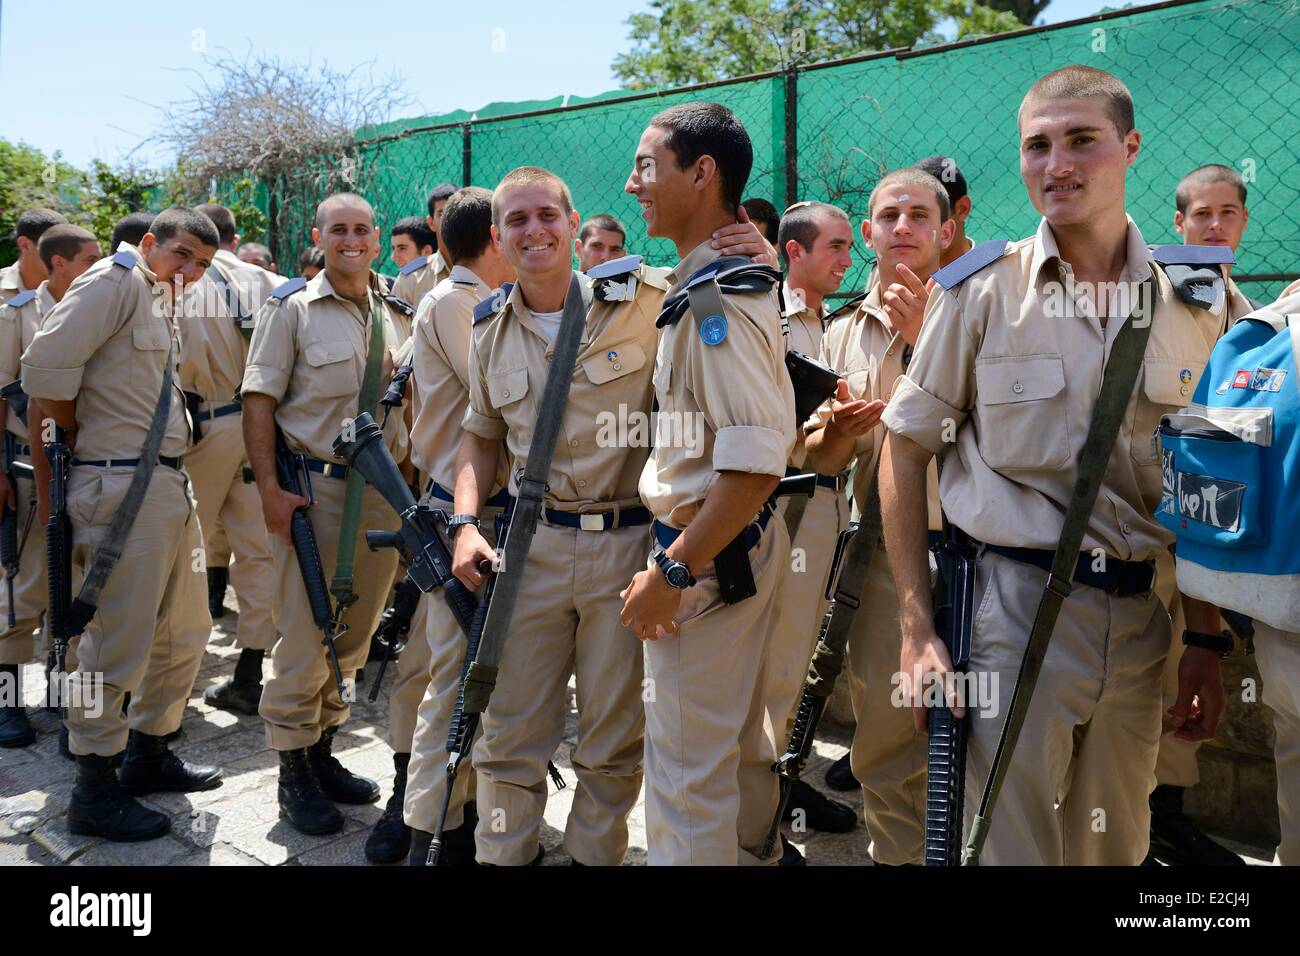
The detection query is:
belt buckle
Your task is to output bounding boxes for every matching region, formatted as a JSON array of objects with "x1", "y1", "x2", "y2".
[
  {"x1": 323, "y1": 462, "x2": 343, "y2": 479},
  {"x1": 579, "y1": 513, "x2": 605, "y2": 532}
]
